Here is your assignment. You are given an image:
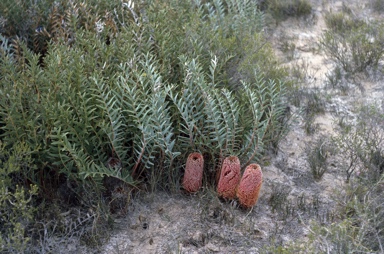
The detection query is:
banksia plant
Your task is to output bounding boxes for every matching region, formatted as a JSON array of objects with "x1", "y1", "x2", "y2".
[
  {"x1": 182, "y1": 153, "x2": 204, "y2": 193},
  {"x1": 217, "y1": 156, "x2": 241, "y2": 199},
  {"x1": 237, "y1": 163, "x2": 263, "y2": 208}
]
